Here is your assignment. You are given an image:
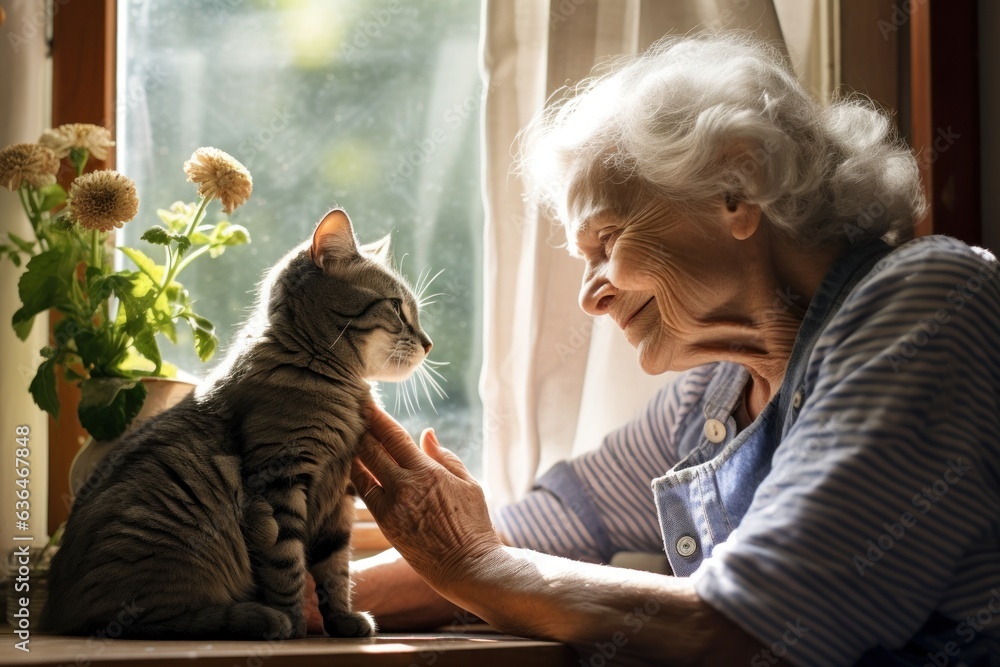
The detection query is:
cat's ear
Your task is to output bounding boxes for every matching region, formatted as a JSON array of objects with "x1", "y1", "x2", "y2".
[
  {"x1": 361, "y1": 235, "x2": 392, "y2": 265},
  {"x1": 310, "y1": 208, "x2": 358, "y2": 270}
]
